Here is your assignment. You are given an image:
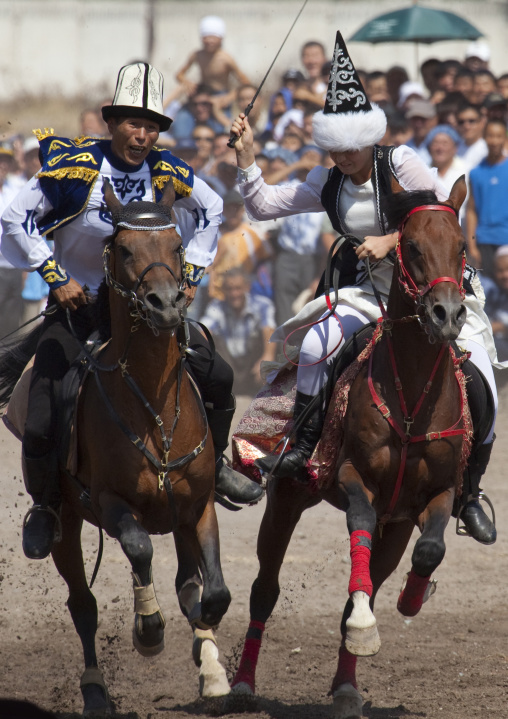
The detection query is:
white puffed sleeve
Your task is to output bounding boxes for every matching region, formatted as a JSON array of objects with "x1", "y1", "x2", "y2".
[
  {"x1": 238, "y1": 163, "x2": 328, "y2": 220},
  {"x1": 392, "y1": 145, "x2": 449, "y2": 201},
  {"x1": 1, "y1": 176, "x2": 53, "y2": 271},
  {"x1": 172, "y1": 175, "x2": 223, "y2": 268}
]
